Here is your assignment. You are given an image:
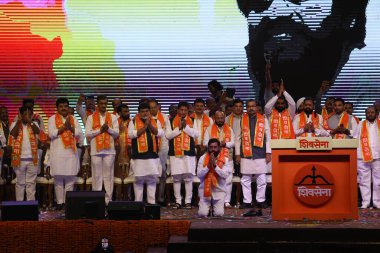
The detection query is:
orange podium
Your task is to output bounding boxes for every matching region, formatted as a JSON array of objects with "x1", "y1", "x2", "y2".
[{"x1": 271, "y1": 138, "x2": 358, "y2": 220}]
